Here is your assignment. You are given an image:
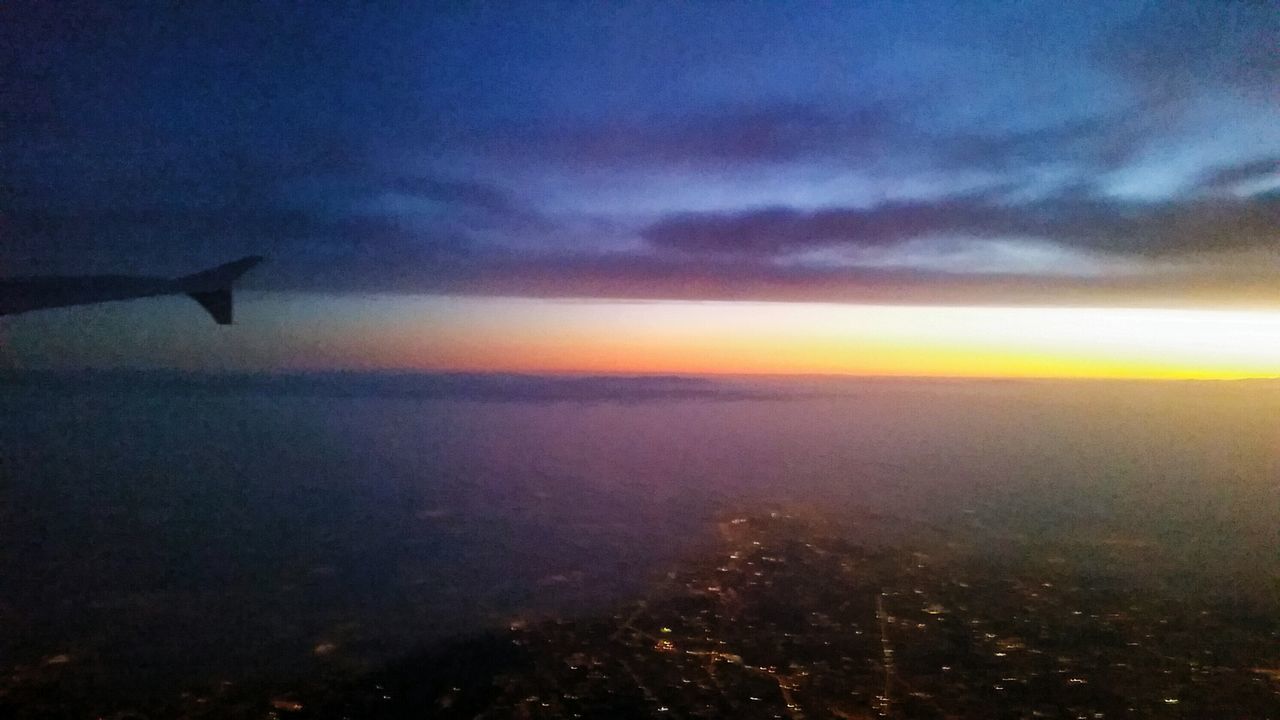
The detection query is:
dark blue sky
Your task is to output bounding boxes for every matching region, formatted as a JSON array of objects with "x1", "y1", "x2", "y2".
[{"x1": 4, "y1": 1, "x2": 1278, "y2": 305}]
